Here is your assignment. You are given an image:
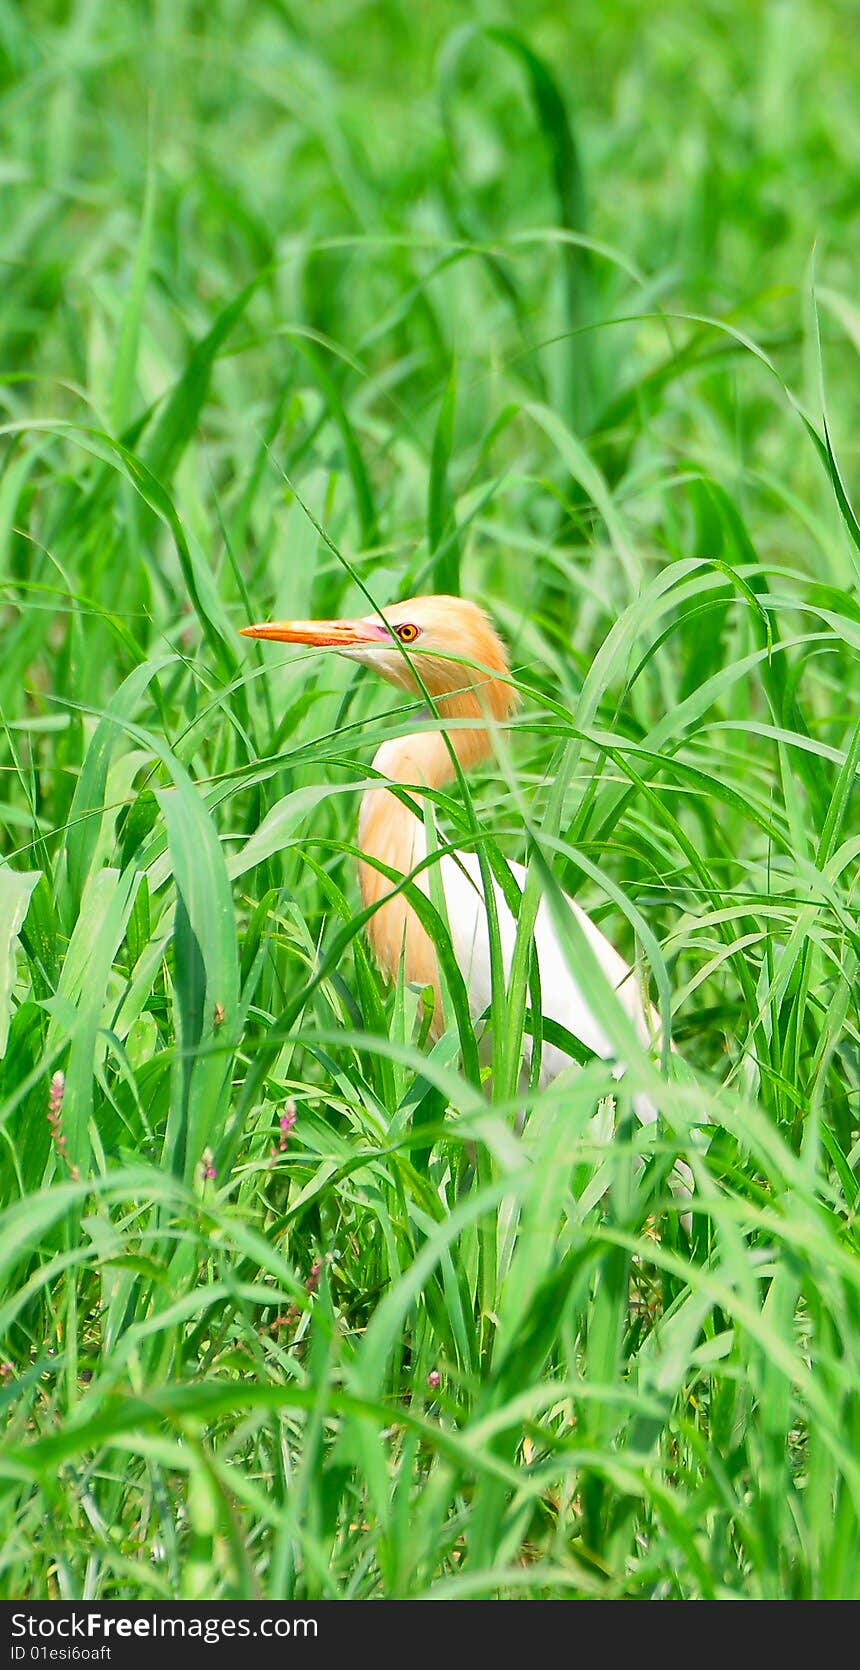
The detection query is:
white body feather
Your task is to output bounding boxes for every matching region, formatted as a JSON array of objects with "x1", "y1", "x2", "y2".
[
  {"x1": 421, "y1": 836, "x2": 661, "y2": 1122},
  {"x1": 427, "y1": 840, "x2": 694, "y2": 1220}
]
